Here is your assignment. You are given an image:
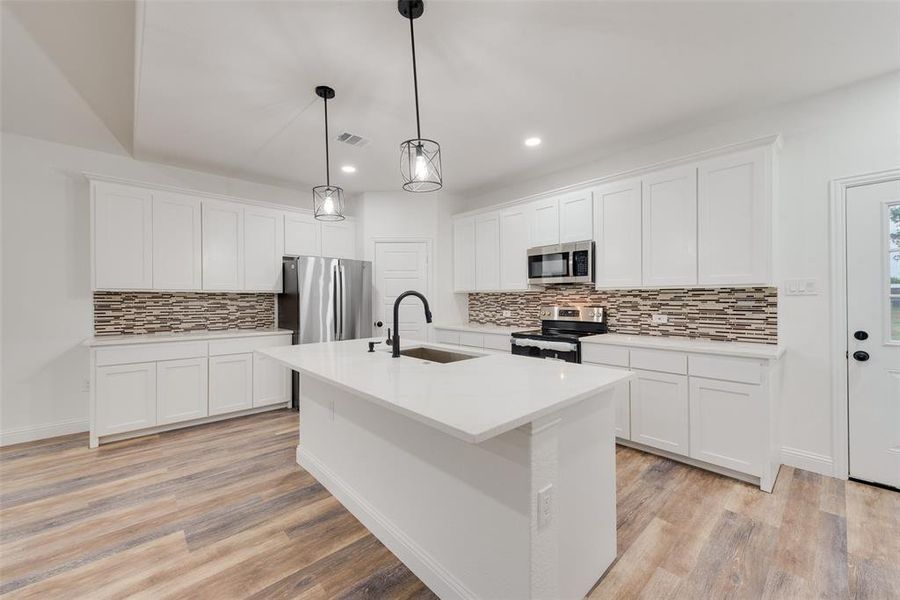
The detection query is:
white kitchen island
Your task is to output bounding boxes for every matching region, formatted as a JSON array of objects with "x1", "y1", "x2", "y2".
[{"x1": 260, "y1": 338, "x2": 632, "y2": 600}]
